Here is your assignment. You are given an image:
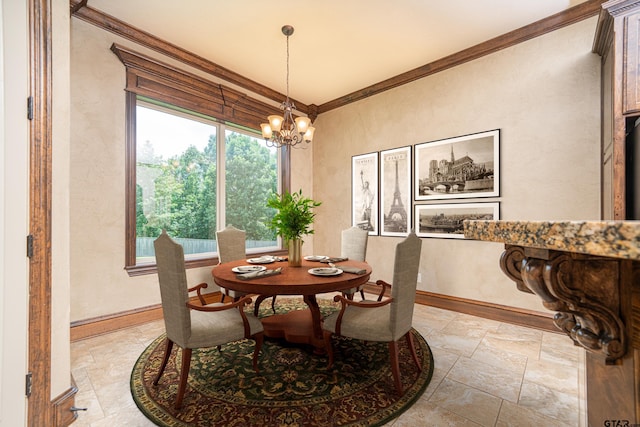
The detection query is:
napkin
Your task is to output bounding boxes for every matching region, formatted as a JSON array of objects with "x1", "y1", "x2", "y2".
[
  {"x1": 320, "y1": 257, "x2": 348, "y2": 263},
  {"x1": 339, "y1": 266, "x2": 367, "y2": 275},
  {"x1": 237, "y1": 267, "x2": 282, "y2": 280}
]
